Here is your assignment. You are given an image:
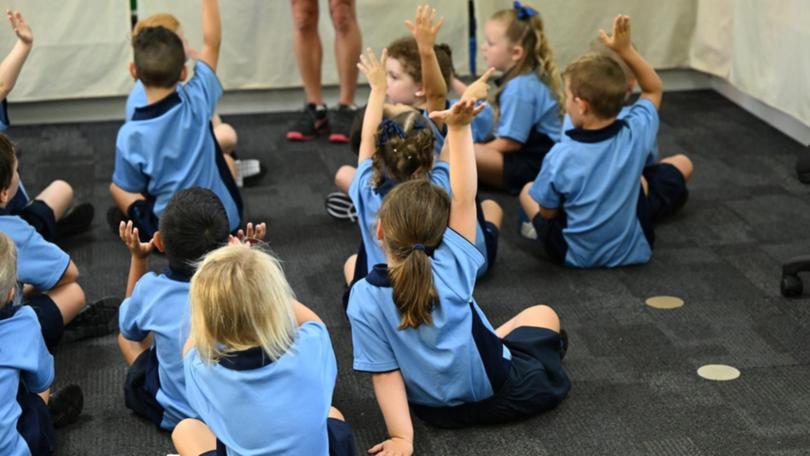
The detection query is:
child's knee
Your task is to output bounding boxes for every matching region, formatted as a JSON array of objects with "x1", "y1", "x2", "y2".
[
  {"x1": 525, "y1": 304, "x2": 560, "y2": 332},
  {"x1": 343, "y1": 254, "x2": 357, "y2": 285},
  {"x1": 663, "y1": 154, "x2": 693, "y2": 181},
  {"x1": 214, "y1": 123, "x2": 238, "y2": 153},
  {"x1": 519, "y1": 183, "x2": 538, "y2": 217},
  {"x1": 481, "y1": 199, "x2": 503, "y2": 228},
  {"x1": 335, "y1": 165, "x2": 355, "y2": 191},
  {"x1": 50, "y1": 180, "x2": 74, "y2": 201},
  {"x1": 328, "y1": 406, "x2": 345, "y2": 421}
]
